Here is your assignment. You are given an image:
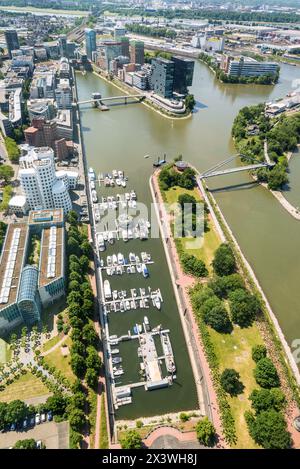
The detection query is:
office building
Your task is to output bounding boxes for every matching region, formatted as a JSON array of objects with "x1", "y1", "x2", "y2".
[
  {"x1": 5, "y1": 29, "x2": 20, "y2": 59},
  {"x1": 96, "y1": 41, "x2": 122, "y2": 70},
  {"x1": 0, "y1": 209, "x2": 66, "y2": 335},
  {"x1": 54, "y1": 138, "x2": 69, "y2": 161},
  {"x1": 27, "y1": 99, "x2": 56, "y2": 122},
  {"x1": 114, "y1": 26, "x2": 126, "y2": 40},
  {"x1": 121, "y1": 37, "x2": 130, "y2": 58},
  {"x1": 130, "y1": 40, "x2": 144, "y2": 66},
  {"x1": 85, "y1": 28, "x2": 97, "y2": 61},
  {"x1": 150, "y1": 57, "x2": 175, "y2": 99},
  {"x1": 59, "y1": 35, "x2": 68, "y2": 58},
  {"x1": 133, "y1": 71, "x2": 148, "y2": 90},
  {"x1": 55, "y1": 79, "x2": 73, "y2": 109},
  {"x1": 226, "y1": 57, "x2": 279, "y2": 78},
  {"x1": 18, "y1": 147, "x2": 73, "y2": 214},
  {"x1": 172, "y1": 56, "x2": 194, "y2": 95}
]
